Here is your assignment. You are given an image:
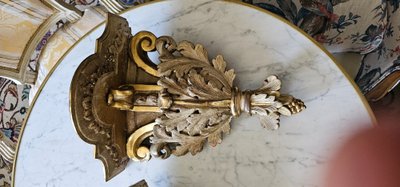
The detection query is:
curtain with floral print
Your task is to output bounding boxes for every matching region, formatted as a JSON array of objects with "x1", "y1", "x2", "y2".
[{"x1": 244, "y1": 0, "x2": 400, "y2": 96}]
